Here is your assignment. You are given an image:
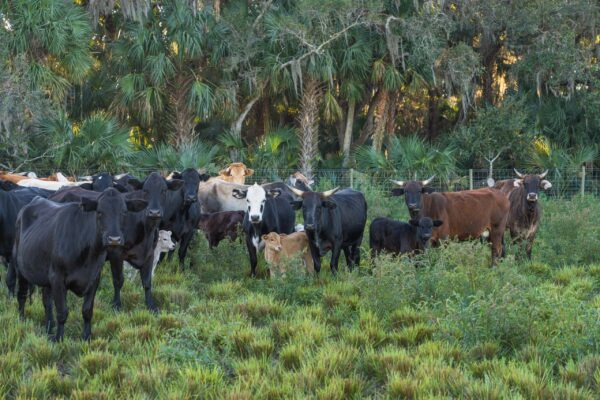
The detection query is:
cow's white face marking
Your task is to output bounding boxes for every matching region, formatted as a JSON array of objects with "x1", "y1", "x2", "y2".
[{"x1": 246, "y1": 183, "x2": 267, "y2": 223}]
